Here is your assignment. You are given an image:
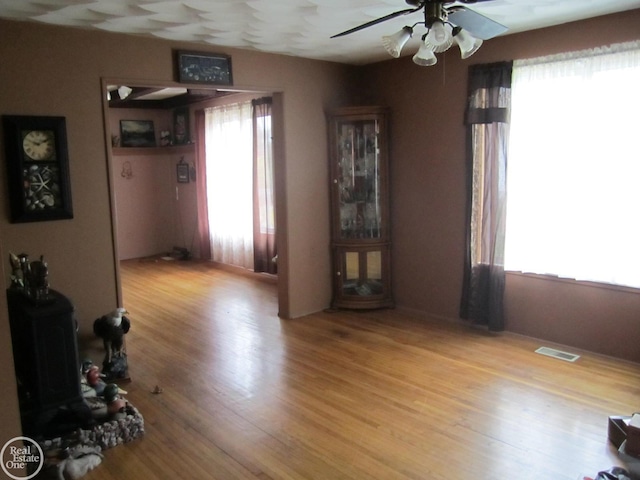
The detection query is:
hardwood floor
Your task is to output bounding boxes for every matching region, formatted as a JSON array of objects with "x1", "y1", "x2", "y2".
[{"x1": 81, "y1": 258, "x2": 640, "y2": 480}]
